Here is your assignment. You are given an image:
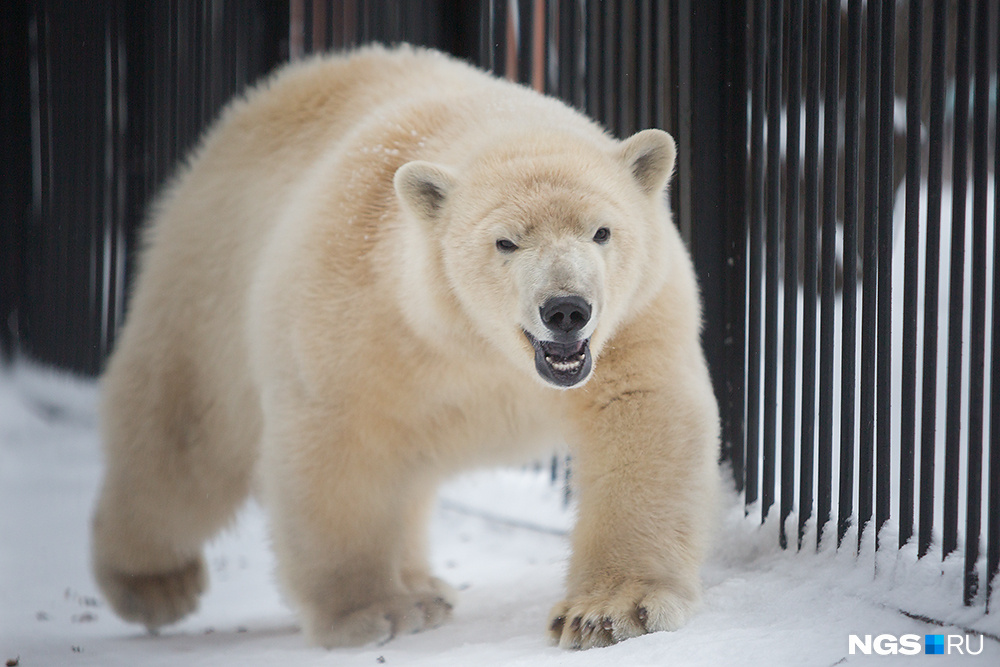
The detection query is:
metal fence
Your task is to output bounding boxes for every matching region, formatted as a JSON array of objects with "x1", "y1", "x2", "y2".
[
  {"x1": 737, "y1": 0, "x2": 999, "y2": 612},
  {"x1": 3, "y1": 0, "x2": 996, "y2": 612},
  {"x1": 2, "y1": 0, "x2": 287, "y2": 375}
]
